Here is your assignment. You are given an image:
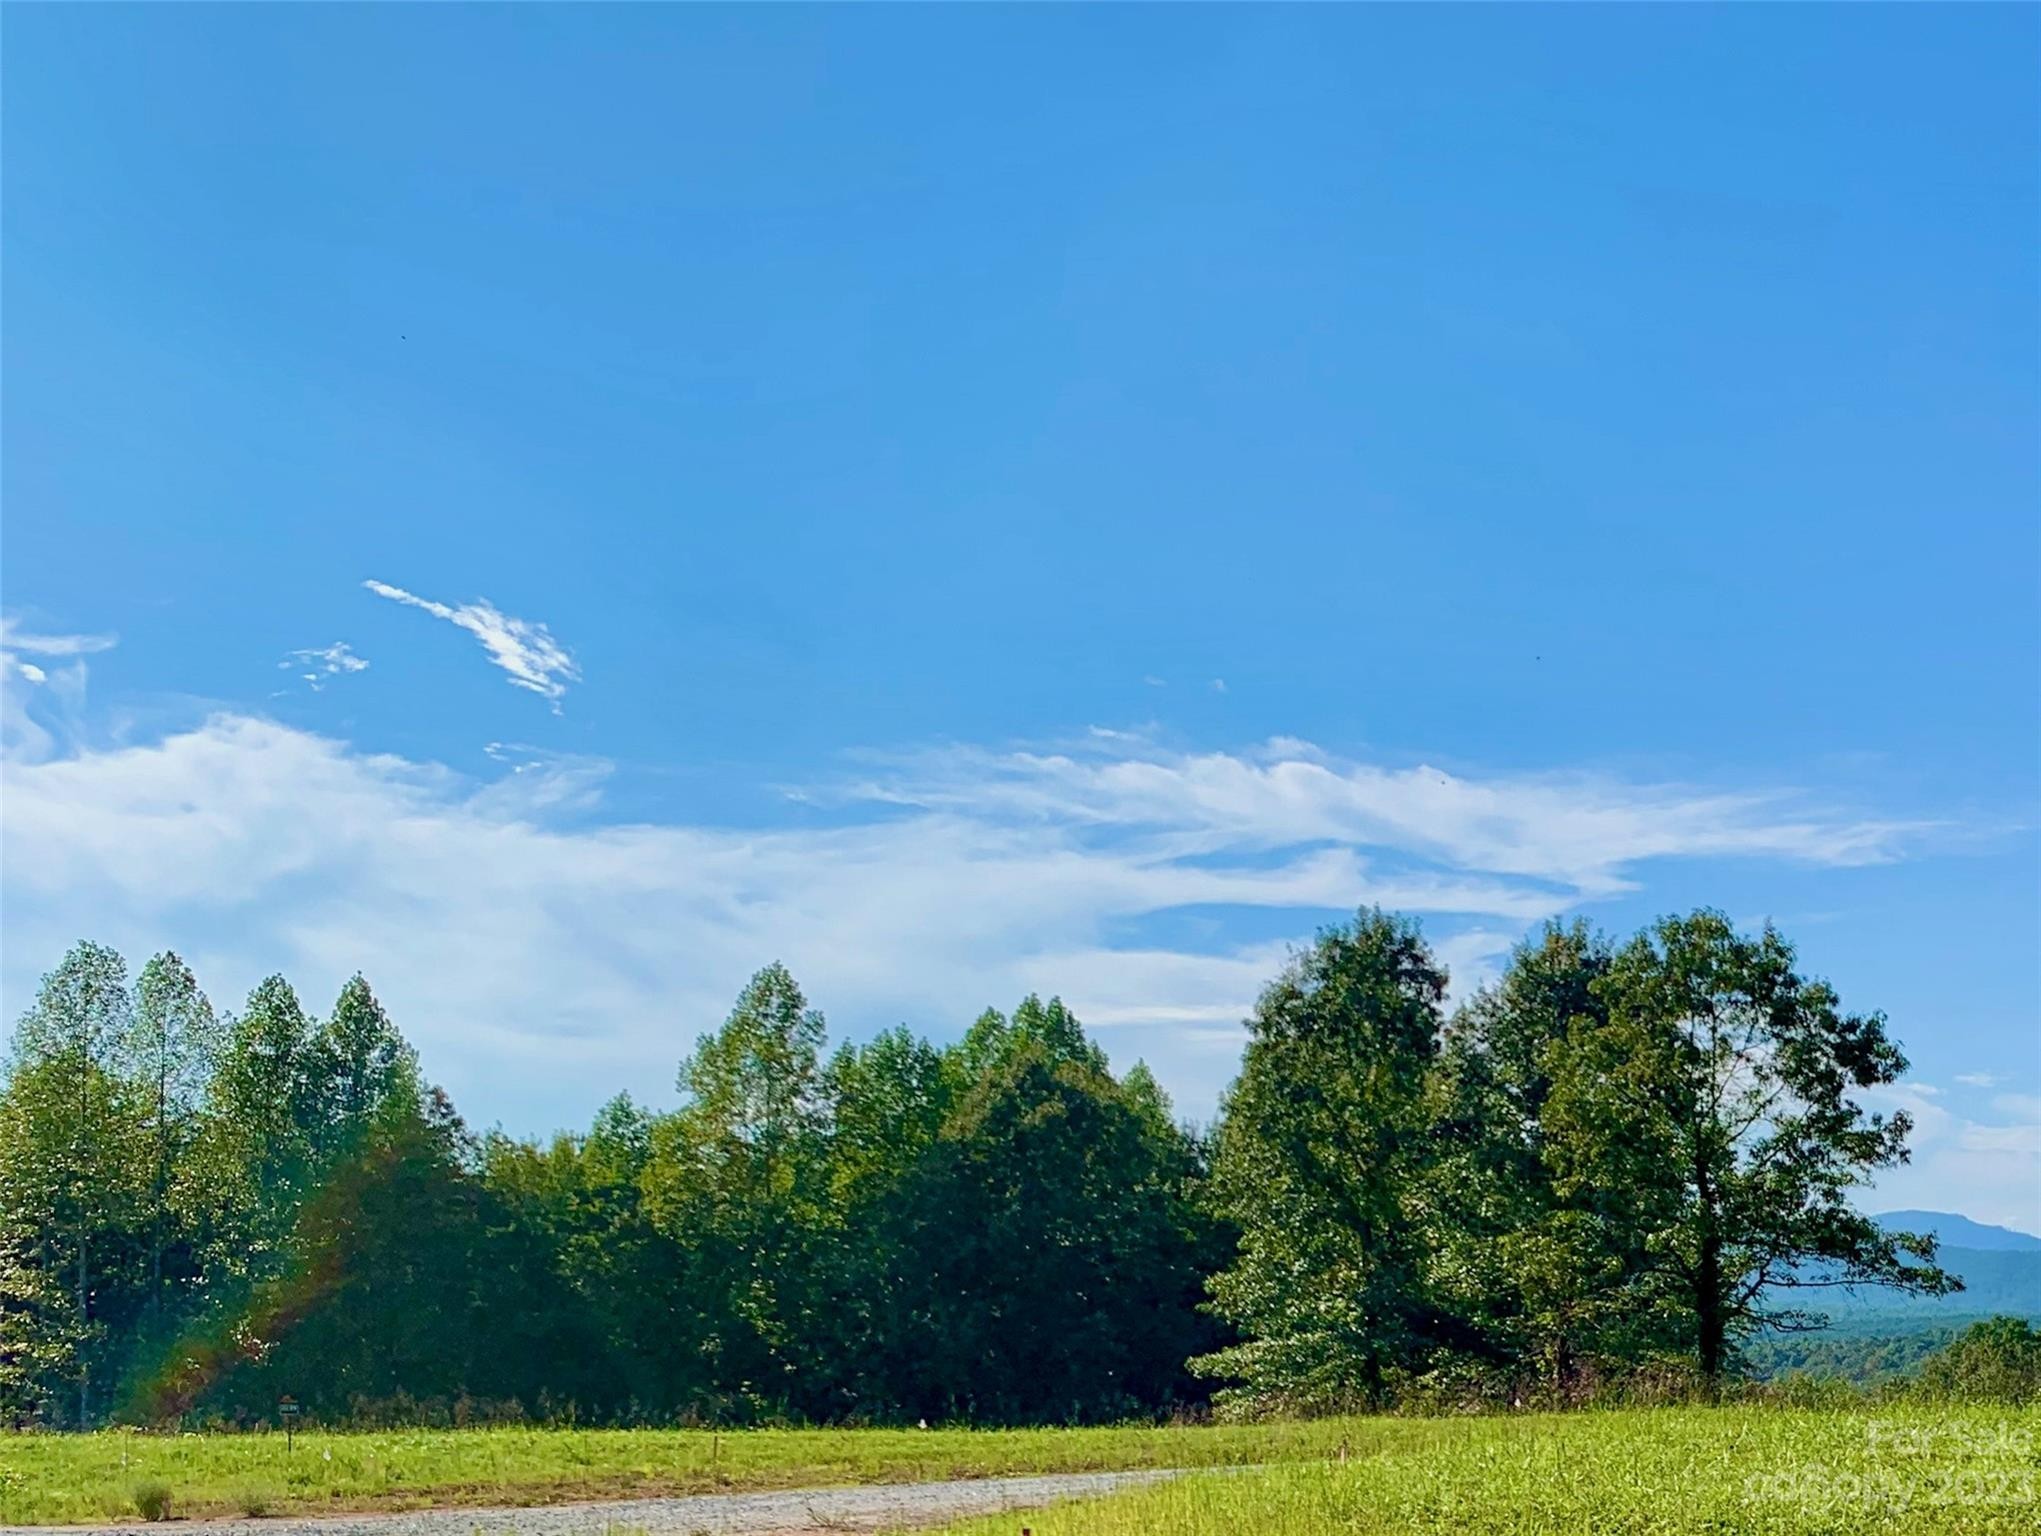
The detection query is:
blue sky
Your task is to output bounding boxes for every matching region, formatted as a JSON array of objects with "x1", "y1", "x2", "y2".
[{"x1": 4, "y1": 8, "x2": 2036, "y2": 1228}]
